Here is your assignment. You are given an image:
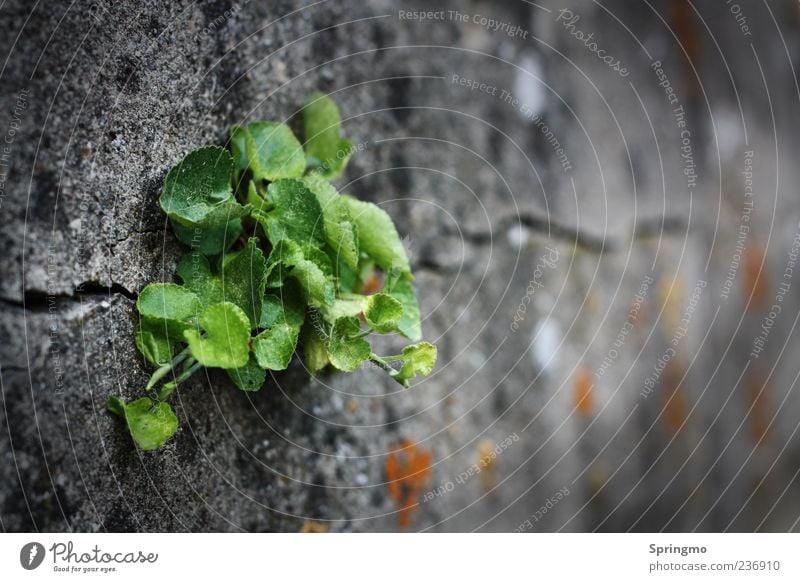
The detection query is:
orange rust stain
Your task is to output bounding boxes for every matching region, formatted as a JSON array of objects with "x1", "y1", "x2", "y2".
[
  {"x1": 657, "y1": 277, "x2": 685, "y2": 335},
  {"x1": 573, "y1": 366, "x2": 594, "y2": 418},
  {"x1": 742, "y1": 243, "x2": 768, "y2": 308},
  {"x1": 585, "y1": 291, "x2": 600, "y2": 315},
  {"x1": 630, "y1": 298, "x2": 649, "y2": 327},
  {"x1": 298, "y1": 520, "x2": 329, "y2": 533},
  {"x1": 361, "y1": 271, "x2": 383, "y2": 295},
  {"x1": 587, "y1": 462, "x2": 611, "y2": 496},
  {"x1": 661, "y1": 361, "x2": 687, "y2": 435},
  {"x1": 385, "y1": 439, "x2": 432, "y2": 528},
  {"x1": 476, "y1": 439, "x2": 498, "y2": 492},
  {"x1": 746, "y1": 372, "x2": 772, "y2": 446},
  {"x1": 670, "y1": 0, "x2": 702, "y2": 97}
]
